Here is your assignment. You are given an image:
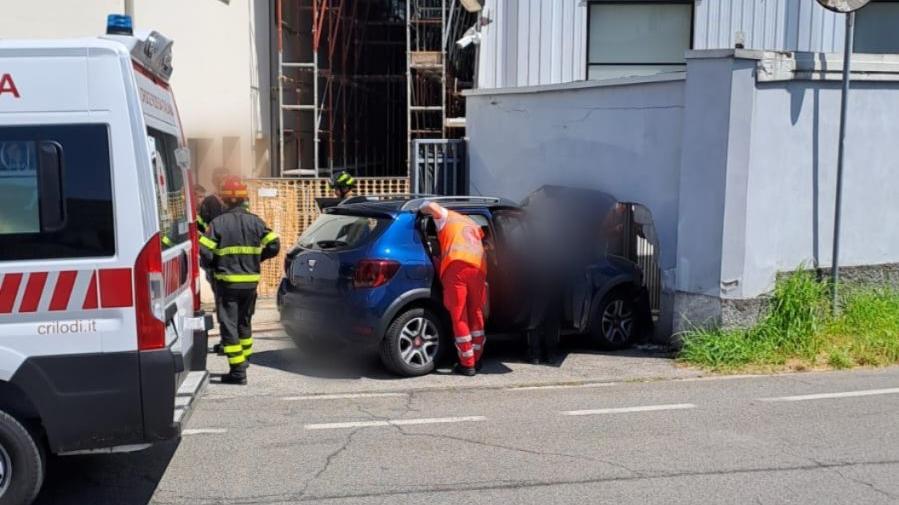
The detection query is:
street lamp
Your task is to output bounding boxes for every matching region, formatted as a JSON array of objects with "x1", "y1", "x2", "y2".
[{"x1": 815, "y1": 0, "x2": 871, "y2": 312}]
